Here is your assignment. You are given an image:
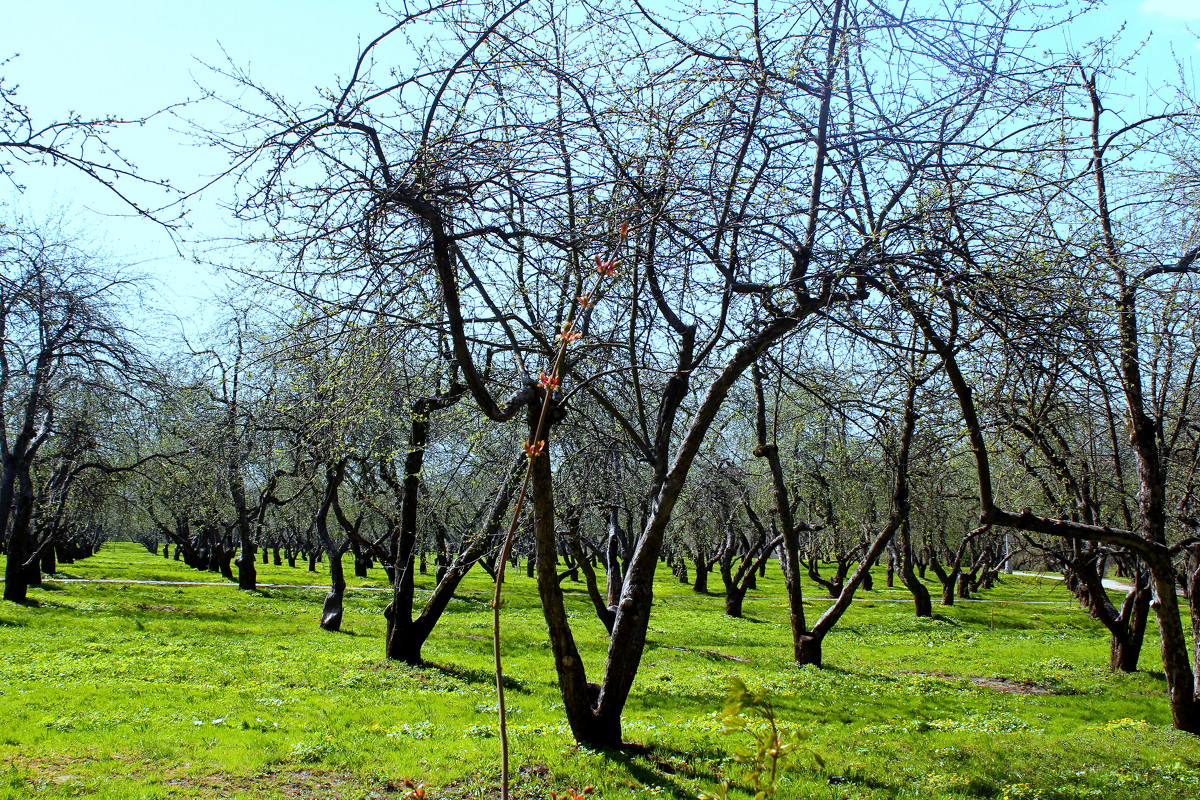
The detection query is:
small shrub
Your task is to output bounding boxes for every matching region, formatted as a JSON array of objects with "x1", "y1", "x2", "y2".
[{"x1": 700, "y1": 678, "x2": 808, "y2": 800}]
